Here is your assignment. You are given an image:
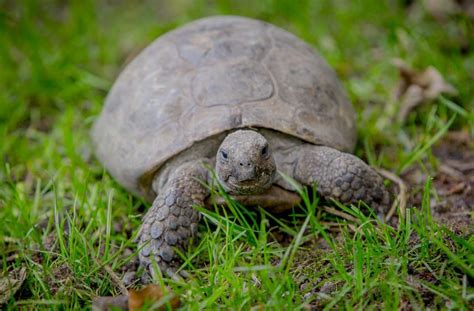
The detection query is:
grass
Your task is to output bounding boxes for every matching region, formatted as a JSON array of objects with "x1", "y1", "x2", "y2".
[{"x1": 1, "y1": 0, "x2": 473, "y2": 309}]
